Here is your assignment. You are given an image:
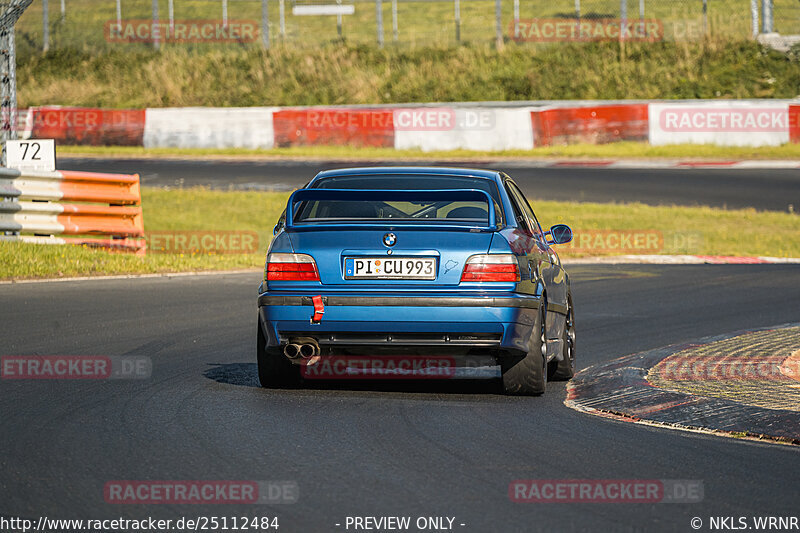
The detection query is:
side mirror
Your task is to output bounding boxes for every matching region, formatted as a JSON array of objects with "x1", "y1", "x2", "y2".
[{"x1": 544, "y1": 224, "x2": 572, "y2": 245}]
